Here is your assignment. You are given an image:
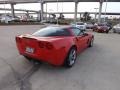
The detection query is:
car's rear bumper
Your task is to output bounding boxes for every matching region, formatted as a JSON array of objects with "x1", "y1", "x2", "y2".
[
  {"x1": 96, "y1": 29, "x2": 108, "y2": 33},
  {"x1": 16, "y1": 43, "x2": 67, "y2": 66}
]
